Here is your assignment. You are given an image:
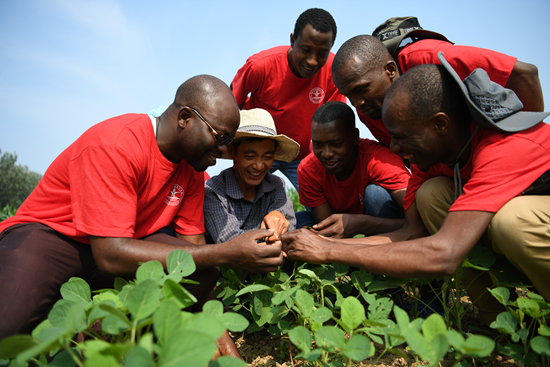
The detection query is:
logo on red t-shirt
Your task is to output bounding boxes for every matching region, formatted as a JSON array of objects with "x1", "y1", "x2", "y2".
[
  {"x1": 309, "y1": 87, "x2": 325, "y2": 104},
  {"x1": 165, "y1": 184, "x2": 184, "y2": 206}
]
